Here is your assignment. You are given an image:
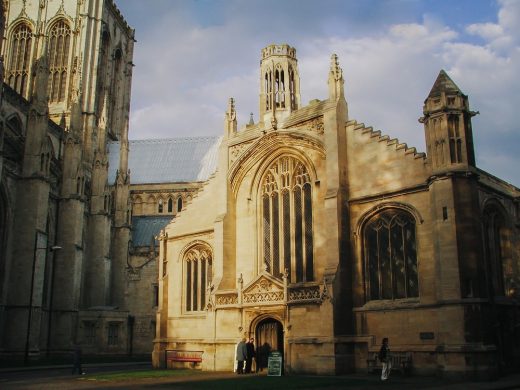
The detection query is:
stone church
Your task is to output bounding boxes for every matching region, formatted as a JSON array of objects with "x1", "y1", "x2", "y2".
[
  {"x1": 153, "y1": 44, "x2": 520, "y2": 376},
  {"x1": 0, "y1": 0, "x2": 519, "y2": 378}
]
